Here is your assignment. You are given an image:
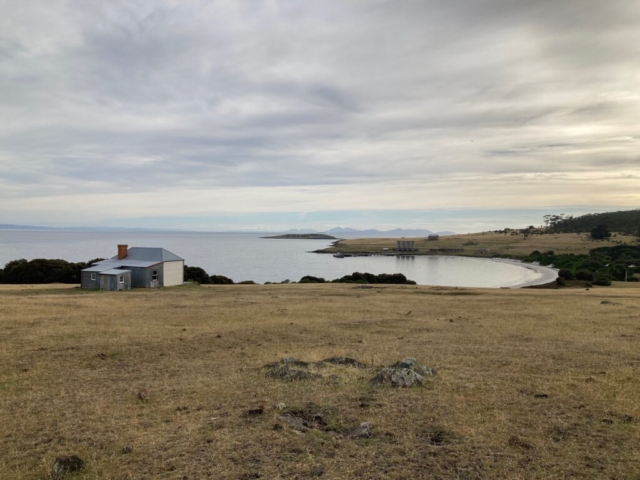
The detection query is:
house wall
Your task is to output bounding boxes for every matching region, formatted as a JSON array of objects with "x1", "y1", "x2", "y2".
[
  {"x1": 163, "y1": 261, "x2": 184, "y2": 287},
  {"x1": 81, "y1": 271, "x2": 100, "y2": 289},
  {"x1": 128, "y1": 265, "x2": 163, "y2": 288},
  {"x1": 99, "y1": 272, "x2": 131, "y2": 291}
]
